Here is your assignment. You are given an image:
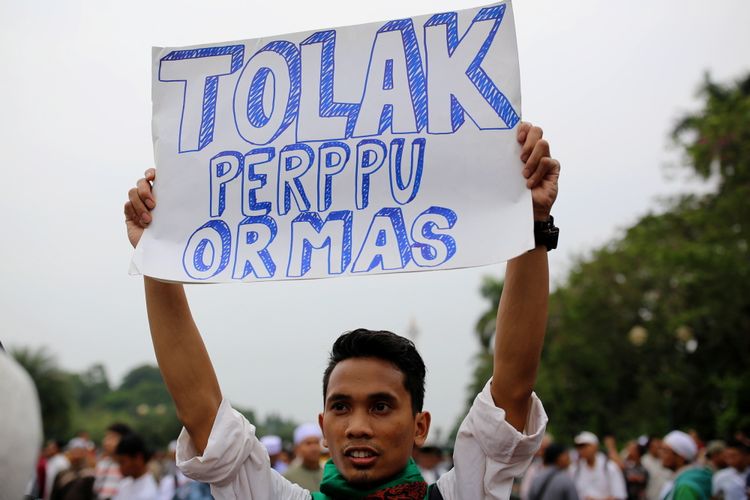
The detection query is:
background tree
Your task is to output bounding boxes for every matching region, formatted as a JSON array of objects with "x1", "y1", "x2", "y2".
[
  {"x1": 467, "y1": 73, "x2": 750, "y2": 441},
  {"x1": 256, "y1": 413, "x2": 298, "y2": 446},
  {"x1": 12, "y1": 346, "x2": 74, "y2": 440},
  {"x1": 672, "y1": 73, "x2": 750, "y2": 189},
  {"x1": 466, "y1": 277, "x2": 503, "y2": 404},
  {"x1": 8, "y1": 349, "x2": 303, "y2": 450},
  {"x1": 70, "y1": 363, "x2": 111, "y2": 409}
]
